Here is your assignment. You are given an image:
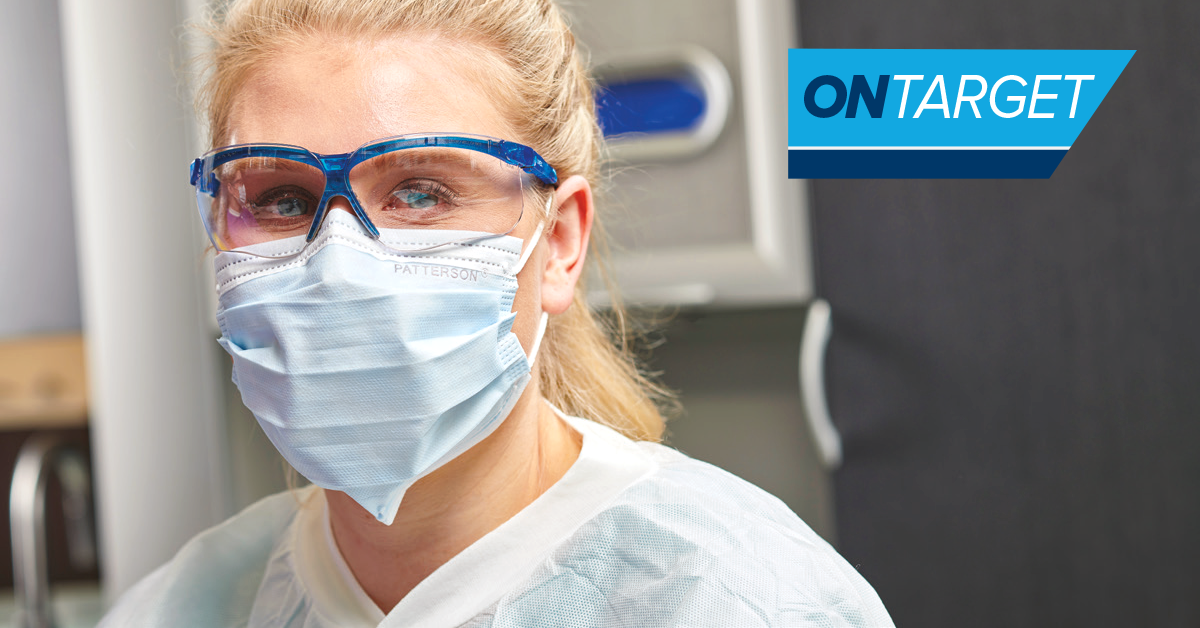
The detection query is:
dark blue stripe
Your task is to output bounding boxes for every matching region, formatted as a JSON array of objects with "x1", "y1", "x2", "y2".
[
  {"x1": 596, "y1": 77, "x2": 707, "y2": 136},
  {"x1": 788, "y1": 149, "x2": 1068, "y2": 179}
]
